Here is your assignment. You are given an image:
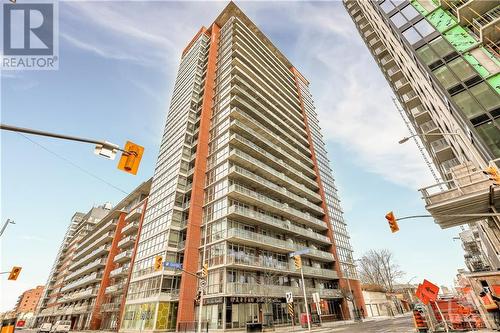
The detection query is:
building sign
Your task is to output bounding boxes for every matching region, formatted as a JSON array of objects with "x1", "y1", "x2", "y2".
[{"x1": 228, "y1": 296, "x2": 282, "y2": 304}]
